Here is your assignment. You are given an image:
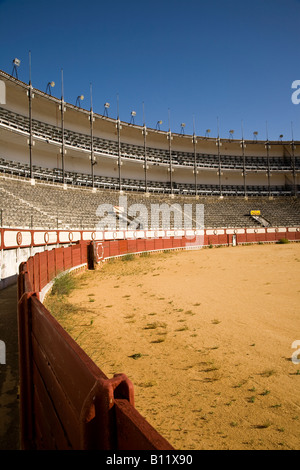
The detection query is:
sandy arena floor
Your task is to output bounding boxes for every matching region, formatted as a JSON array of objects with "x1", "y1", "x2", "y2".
[{"x1": 45, "y1": 243, "x2": 300, "y2": 450}]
